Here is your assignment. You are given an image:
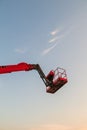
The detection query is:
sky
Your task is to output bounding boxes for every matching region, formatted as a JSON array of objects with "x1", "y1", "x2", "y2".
[{"x1": 0, "y1": 0, "x2": 87, "y2": 130}]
